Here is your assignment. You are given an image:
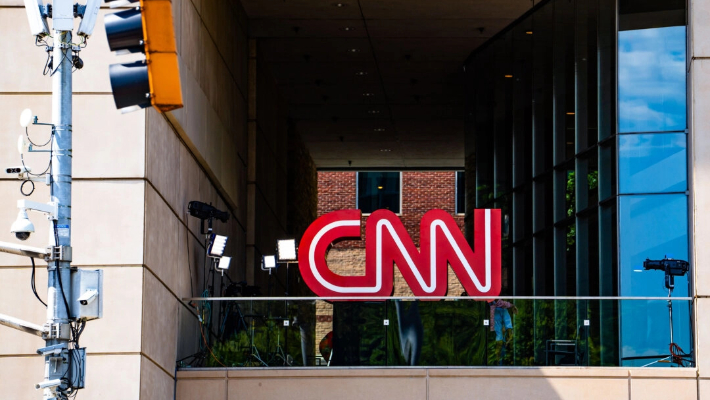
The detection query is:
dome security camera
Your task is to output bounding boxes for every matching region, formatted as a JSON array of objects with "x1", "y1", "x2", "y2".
[{"x1": 10, "y1": 209, "x2": 34, "y2": 241}]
